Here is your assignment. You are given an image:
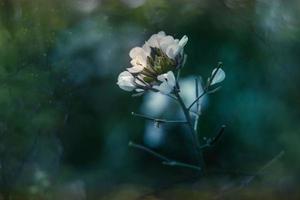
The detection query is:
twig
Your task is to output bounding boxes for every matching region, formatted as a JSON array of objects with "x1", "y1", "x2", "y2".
[
  {"x1": 174, "y1": 90, "x2": 205, "y2": 169},
  {"x1": 162, "y1": 161, "x2": 202, "y2": 171},
  {"x1": 195, "y1": 78, "x2": 200, "y2": 113},
  {"x1": 194, "y1": 78, "x2": 200, "y2": 132},
  {"x1": 176, "y1": 69, "x2": 181, "y2": 81},
  {"x1": 214, "y1": 150, "x2": 285, "y2": 199},
  {"x1": 207, "y1": 169, "x2": 259, "y2": 177},
  {"x1": 188, "y1": 90, "x2": 207, "y2": 110},
  {"x1": 165, "y1": 93, "x2": 177, "y2": 100},
  {"x1": 131, "y1": 112, "x2": 188, "y2": 124},
  {"x1": 257, "y1": 150, "x2": 285, "y2": 173},
  {"x1": 188, "y1": 62, "x2": 223, "y2": 110},
  {"x1": 200, "y1": 125, "x2": 226, "y2": 149},
  {"x1": 240, "y1": 150, "x2": 285, "y2": 186},
  {"x1": 210, "y1": 125, "x2": 226, "y2": 145},
  {"x1": 129, "y1": 141, "x2": 201, "y2": 171}
]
